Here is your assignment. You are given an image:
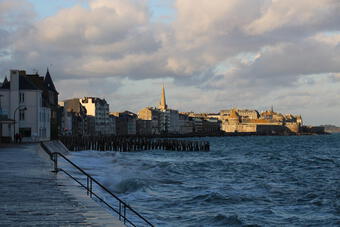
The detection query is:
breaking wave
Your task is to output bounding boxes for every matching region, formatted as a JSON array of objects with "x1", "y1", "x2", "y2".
[{"x1": 63, "y1": 134, "x2": 340, "y2": 226}]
